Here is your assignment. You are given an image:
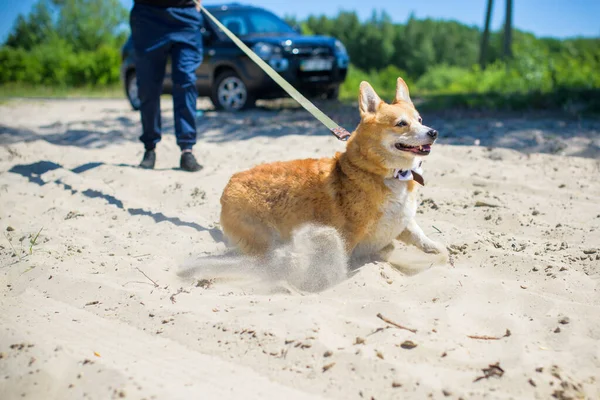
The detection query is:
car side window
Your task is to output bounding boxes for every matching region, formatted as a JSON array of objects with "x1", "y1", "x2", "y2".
[
  {"x1": 247, "y1": 12, "x2": 287, "y2": 34},
  {"x1": 220, "y1": 16, "x2": 247, "y2": 36}
]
